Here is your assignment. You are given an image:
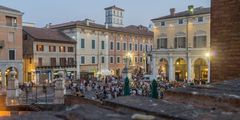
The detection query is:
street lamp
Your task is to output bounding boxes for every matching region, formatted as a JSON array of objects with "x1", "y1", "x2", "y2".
[{"x1": 186, "y1": 5, "x2": 194, "y2": 83}]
